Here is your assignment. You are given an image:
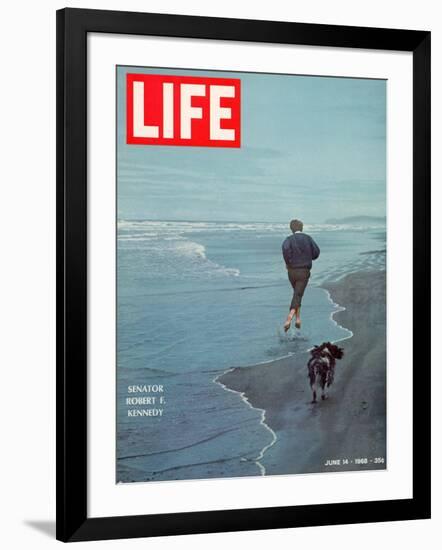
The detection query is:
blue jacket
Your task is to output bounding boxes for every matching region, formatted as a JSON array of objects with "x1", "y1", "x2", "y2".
[{"x1": 282, "y1": 232, "x2": 320, "y2": 269}]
